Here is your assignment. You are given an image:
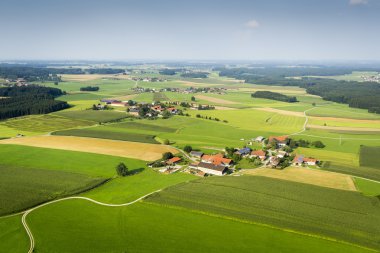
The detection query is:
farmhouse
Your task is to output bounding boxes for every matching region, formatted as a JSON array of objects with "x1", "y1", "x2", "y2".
[
  {"x1": 167, "y1": 107, "x2": 178, "y2": 114},
  {"x1": 201, "y1": 153, "x2": 232, "y2": 167},
  {"x1": 255, "y1": 136, "x2": 265, "y2": 142},
  {"x1": 269, "y1": 136, "x2": 289, "y2": 147},
  {"x1": 236, "y1": 147, "x2": 251, "y2": 156},
  {"x1": 276, "y1": 150, "x2": 288, "y2": 158},
  {"x1": 190, "y1": 151, "x2": 204, "y2": 158},
  {"x1": 292, "y1": 155, "x2": 318, "y2": 166},
  {"x1": 152, "y1": 105, "x2": 164, "y2": 112},
  {"x1": 196, "y1": 162, "x2": 228, "y2": 176},
  {"x1": 166, "y1": 157, "x2": 182, "y2": 165},
  {"x1": 251, "y1": 150, "x2": 266, "y2": 161}
]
